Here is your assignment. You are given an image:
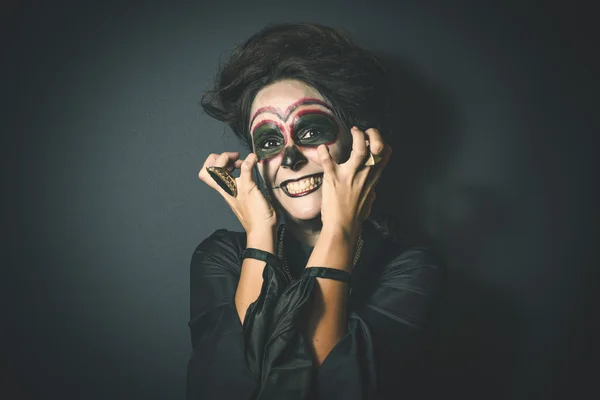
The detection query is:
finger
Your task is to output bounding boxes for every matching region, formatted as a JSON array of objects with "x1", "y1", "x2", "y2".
[
  {"x1": 364, "y1": 144, "x2": 392, "y2": 191},
  {"x1": 364, "y1": 128, "x2": 385, "y2": 155},
  {"x1": 198, "y1": 153, "x2": 220, "y2": 182},
  {"x1": 225, "y1": 158, "x2": 245, "y2": 173},
  {"x1": 232, "y1": 159, "x2": 244, "y2": 170},
  {"x1": 317, "y1": 144, "x2": 336, "y2": 176},
  {"x1": 199, "y1": 151, "x2": 240, "y2": 178},
  {"x1": 200, "y1": 153, "x2": 219, "y2": 171},
  {"x1": 227, "y1": 160, "x2": 244, "y2": 172},
  {"x1": 239, "y1": 152, "x2": 258, "y2": 189},
  {"x1": 348, "y1": 126, "x2": 369, "y2": 169},
  {"x1": 199, "y1": 152, "x2": 240, "y2": 198},
  {"x1": 214, "y1": 151, "x2": 241, "y2": 170}
]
